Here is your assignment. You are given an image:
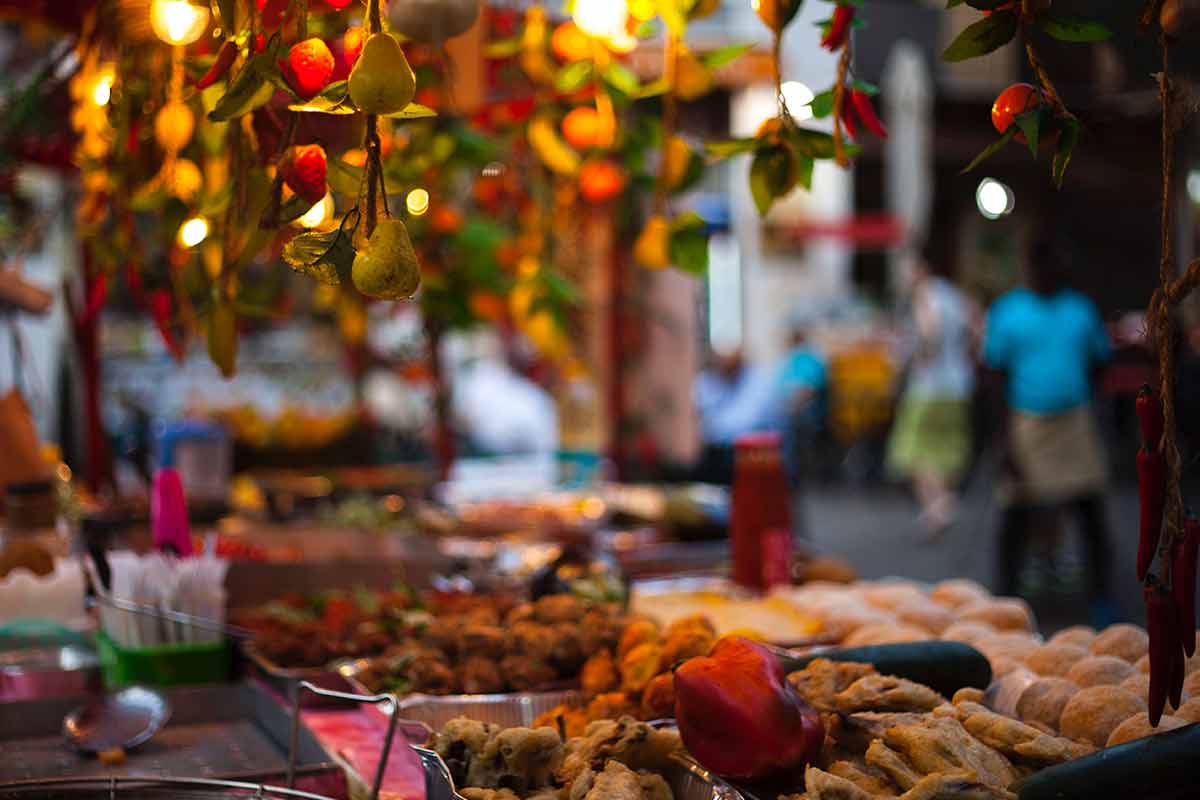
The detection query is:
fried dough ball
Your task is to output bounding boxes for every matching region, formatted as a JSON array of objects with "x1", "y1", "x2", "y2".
[
  {"x1": 1049, "y1": 625, "x2": 1097, "y2": 649},
  {"x1": 1106, "y1": 713, "x2": 1189, "y2": 747},
  {"x1": 663, "y1": 614, "x2": 717, "y2": 641},
  {"x1": 859, "y1": 582, "x2": 929, "y2": 611},
  {"x1": 842, "y1": 623, "x2": 932, "y2": 647},
  {"x1": 975, "y1": 632, "x2": 1040, "y2": 663},
  {"x1": 1059, "y1": 686, "x2": 1146, "y2": 747},
  {"x1": 617, "y1": 620, "x2": 660, "y2": 659},
  {"x1": 422, "y1": 619, "x2": 462, "y2": 657},
  {"x1": 578, "y1": 608, "x2": 623, "y2": 655},
  {"x1": 1119, "y1": 672, "x2": 1151, "y2": 701},
  {"x1": 458, "y1": 625, "x2": 507, "y2": 661},
  {"x1": 508, "y1": 621, "x2": 557, "y2": 664},
  {"x1": 1185, "y1": 671, "x2": 1200, "y2": 697},
  {"x1": 1024, "y1": 643, "x2": 1089, "y2": 678},
  {"x1": 500, "y1": 655, "x2": 557, "y2": 692},
  {"x1": 1065, "y1": 656, "x2": 1135, "y2": 688},
  {"x1": 1135, "y1": 653, "x2": 1151, "y2": 674},
  {"x1": 929, "y1": 579, "x2": 991, "y2": 609},
  {"x1": 505, "y1": 603, "x2": 536, "y2": 625},
  {"x1": 894, "y1": 600, "x2": 956, "y2": 635},
  {"x1": 1089, "y1": 624, "x2": 1149, "y2": 664},
  {"x1": 459, "y1": 656, "x2": 504, "y2": 695},
  {"x1": 640, "y1": 673, "x2": 676, "y2": 720},
  {"x1": 410, "y1": 656, "x2": 458, "y2": 695},
  {"x1": 799, "y1": 555, "x2": 858, "y2": 584},
  {"x1": 580, "y1": 649, "x2": 621, "y2": 696},
  {"x1": 990, "y1": 657, "x2": 1021, "y2": 679},
  {"x1": 534, "y1": 594, "x2": 585, "y2": 624},
  {"x1": 534, "y1": 705, "x2": 590, "y2": 739},
  {"x1": 941, "y1": 622, "x2": 996, "y2": 646},
  {"x1": 586, "y1": 691, "x2": 634, "y2": 721},
  {"x1": 959, "y1": 598, "x2": 1035, "y2": 632},
  {"x1": 1016, "y1": 677, "x2": 1081, "y2": 731},
  {"x1": 1174, "y1": 699, "x2": 1200, "y2": 723},
  {"x1": 819, "y1": 607, "x2": 899, "y2": 641},
  {"x1": 660, "y1": 628, "x2": 715, "y2": 668},
  {"x1": 549, "y1": 623, "x2": 586, "y2": 674},
  {"x1": 619, "y1": 643, "x2": 664, "y2": 694}
]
